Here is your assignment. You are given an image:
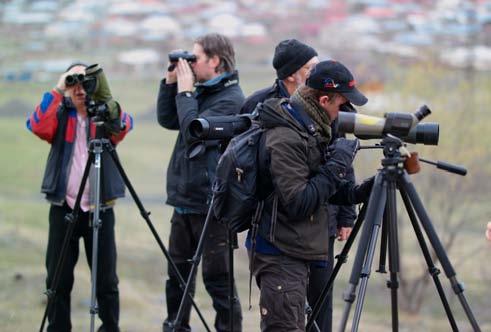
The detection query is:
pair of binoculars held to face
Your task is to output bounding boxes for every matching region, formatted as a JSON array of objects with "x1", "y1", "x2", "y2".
[
  {"x1": 65, "y1": 73, "x2": 85, "y2": 87},
  {"x1": 167, "y1": 51, "x2": 197, "y2": 71}
]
